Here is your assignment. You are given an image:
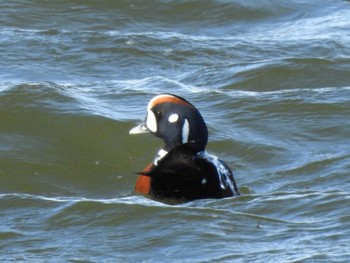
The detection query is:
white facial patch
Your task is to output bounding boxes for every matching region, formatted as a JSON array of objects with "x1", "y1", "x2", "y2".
[
  {"x1": 146, "y1": 109, "x2": 157, "y2": 132},
  {"x1": 168, "y1": 113, "x2": 179, "y2": 123},
  {"x1": 182, "y1": 118, "x2": 190, "y2": 144}
]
